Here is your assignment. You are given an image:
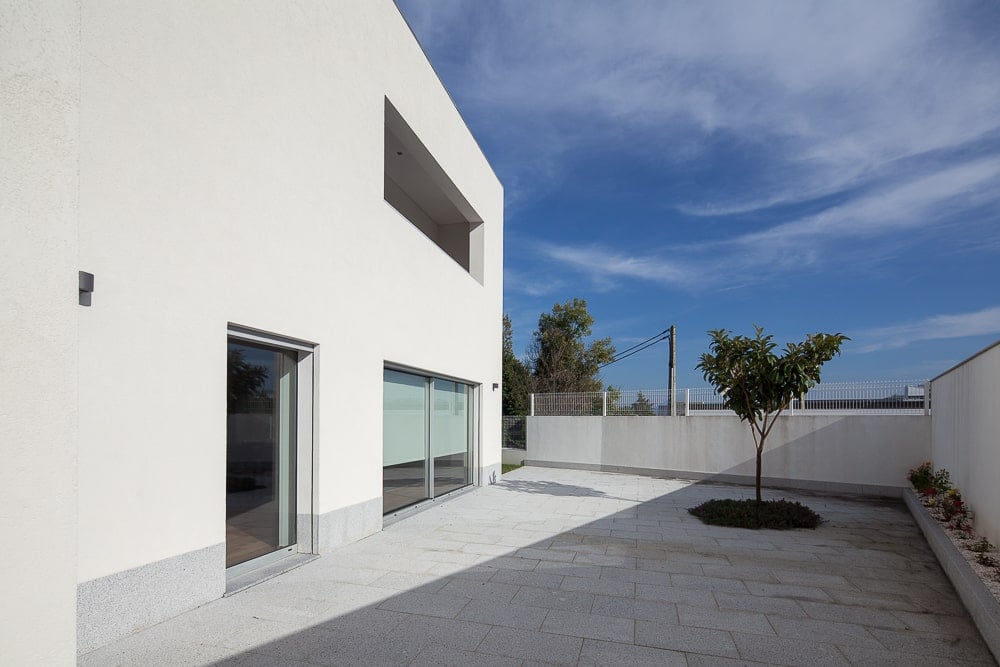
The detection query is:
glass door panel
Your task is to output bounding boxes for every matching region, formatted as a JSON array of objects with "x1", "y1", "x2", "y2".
[
  {"x1": 383, "y1": 369, "x2": 429, "y2": 513},
  {"x1": 226, "y1": 341, "x2": 297, "y2": 568},
  {"x1": 432, "y1": 379, "x2": 471, "y2": 497}
]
